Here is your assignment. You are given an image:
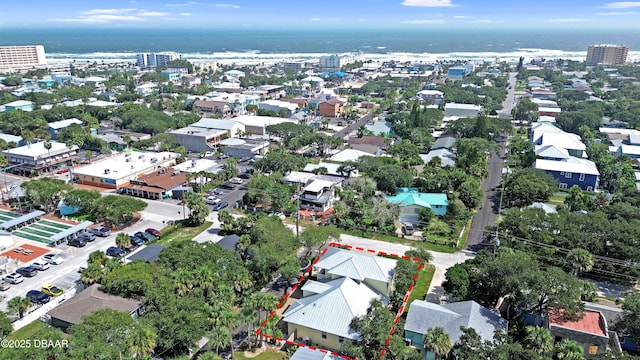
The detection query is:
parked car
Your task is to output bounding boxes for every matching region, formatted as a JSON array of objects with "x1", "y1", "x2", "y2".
[
  {"x1": 129, "y1": 235, "x2": 145, "y2": 247},
  {"x1": 239, "y1": 173, "x2": 251, "y2": 179},
  {"x1": 31, "y1": 261, "x2": 50, "y2": 271},
  {"x1": 402, "y1": 223, "x2": 414, "y2": 236},
  {"x1": 42, "y1": 254, "x2": 64, "y2": 265},
  {"x1": 16, "y1": 266, "x2": 38, "y2": 277},
  {"x1": 213, "y1": 201, "x2": 229, "y2": 211},
  {"x1": 78, "y1": 266, "x2": 86, "y2": 274},
  {"x1": 106, "y1": 246, "x2": 125, "y2": 257},
  {"x1": 0, "y1": 280, "x2": 10, "y2": 291},
  {"x1": 205, "y1": 196, "x2": 221, "y2": 205},
  {"x1": 55, "y1": 168, "x2": 69, "y2": 174},
  {"x1": 41, "y1": 284, "x2": 64, "y2": 297},
  {"x1": 26, "y1": 290, "x2": 50, "y2": 304},
  {"x1": 68, "y1": 237, "x2": 87, "y2": 247},
  {"x1": 89, "y1": 226, "x2": 111, "y2": 237},
  {"x1": 3, "y1": 273, "x2": 22, "y2": 284},
  {"x1": 78, "y1": 232, "x2": 96, "y2": 242},
  {"x1": 135, "y1": 231, "x2": 155, "y2": 241},
  {"x1": 145, "y1": 228, "x2": 160, "y2": 238},
  {"x1": 212, "y1": 189, "x2": 224, "y2": 195},
  {"x1": 229, "y1": 177, "x2": 243, "y2": 184},
  {"x1": 218, "y1": 154, "x2": 229, "y2": 159},
  {"x1": 124, "y1": 244, "x2": 138, "y2": 253}
]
